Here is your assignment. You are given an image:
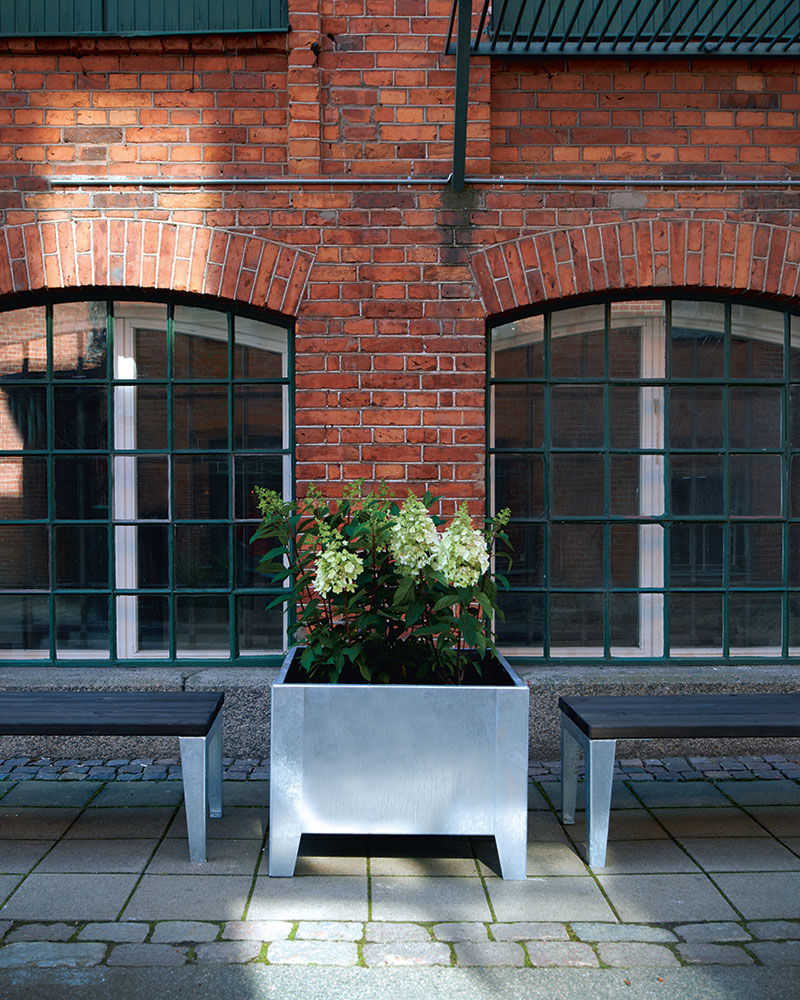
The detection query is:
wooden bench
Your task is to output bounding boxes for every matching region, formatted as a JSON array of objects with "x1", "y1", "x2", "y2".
[
  {"x1": 0, "y1": 691, "x2": 224, "y2": 864},
  {"x1": 559, "y1": 692, "x2": 800, "y2": 867}
]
